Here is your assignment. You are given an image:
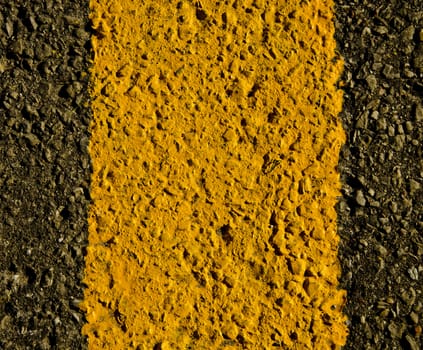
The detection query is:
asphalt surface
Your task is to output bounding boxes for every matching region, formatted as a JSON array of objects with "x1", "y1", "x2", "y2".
[
  {"x1": 0, "y1": 0, "x2": 421, "y2": 349},
  {"x1": 0, "y1": 1, "x2": 91, "y2": 349},
  {"x1": 335, "y1": 1, "x2": 422, "y2": 349}
]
